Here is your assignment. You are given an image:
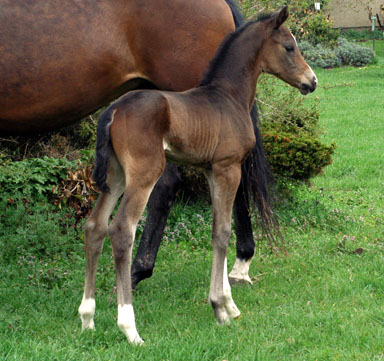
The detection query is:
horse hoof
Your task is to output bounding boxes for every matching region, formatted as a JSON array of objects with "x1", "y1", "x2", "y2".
[
  {"x1": 228, "y1": 258, "x2": 253, "y2": 285},
  {"x1": 78, "y1": 298, "x2": 96, "y2": 331},
  {"x1": 228, "y1": 274, "x2": 253, "y2": 285},
  {"x1": 130, "y1": 334, "x2": 144, "y2": 345}
]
